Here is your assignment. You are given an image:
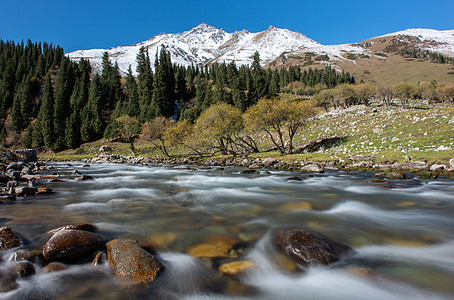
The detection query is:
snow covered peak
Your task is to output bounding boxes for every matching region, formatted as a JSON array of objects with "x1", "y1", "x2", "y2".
[
  {"x1": 379, "y1": 28, "x2": 454, "y2": 56},
  {"x1": 66, "y1": 25, "x2": 454, "y2": 75}
]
